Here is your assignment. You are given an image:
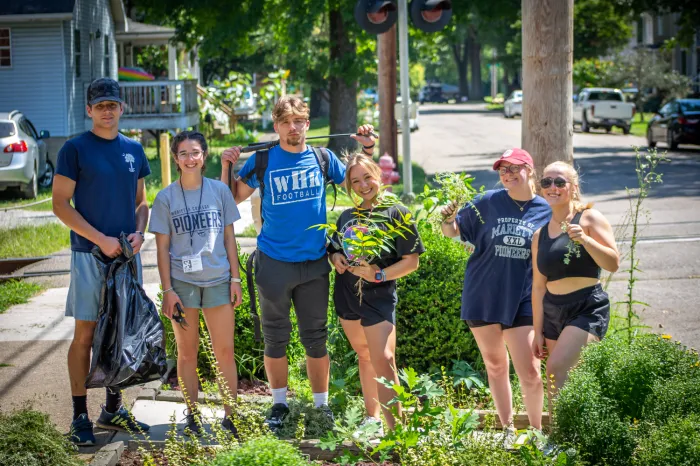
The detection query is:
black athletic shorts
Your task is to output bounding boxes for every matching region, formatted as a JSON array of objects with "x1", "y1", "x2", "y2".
[
  {"x1": 466, "y1": 314, "x2": 533, "y2": 330},
  {"x1": 543, "y1": 284, "x2": 610, "y2": 340}
]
